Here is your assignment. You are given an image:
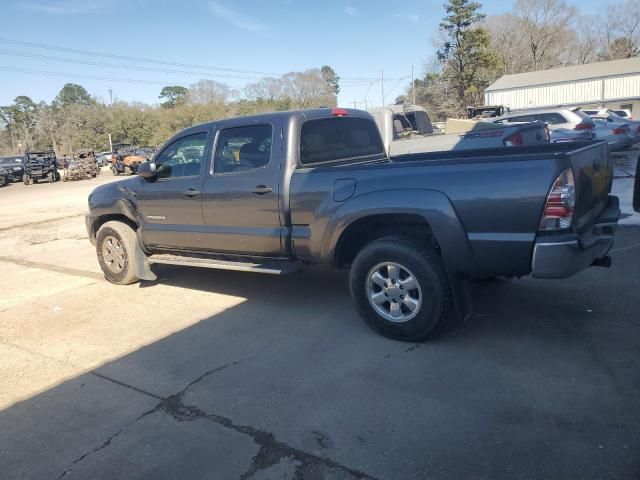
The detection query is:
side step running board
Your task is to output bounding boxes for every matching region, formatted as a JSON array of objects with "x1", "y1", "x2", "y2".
[{"x1": 148, "y1": 254, "x2": 301, "y2": 275}]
